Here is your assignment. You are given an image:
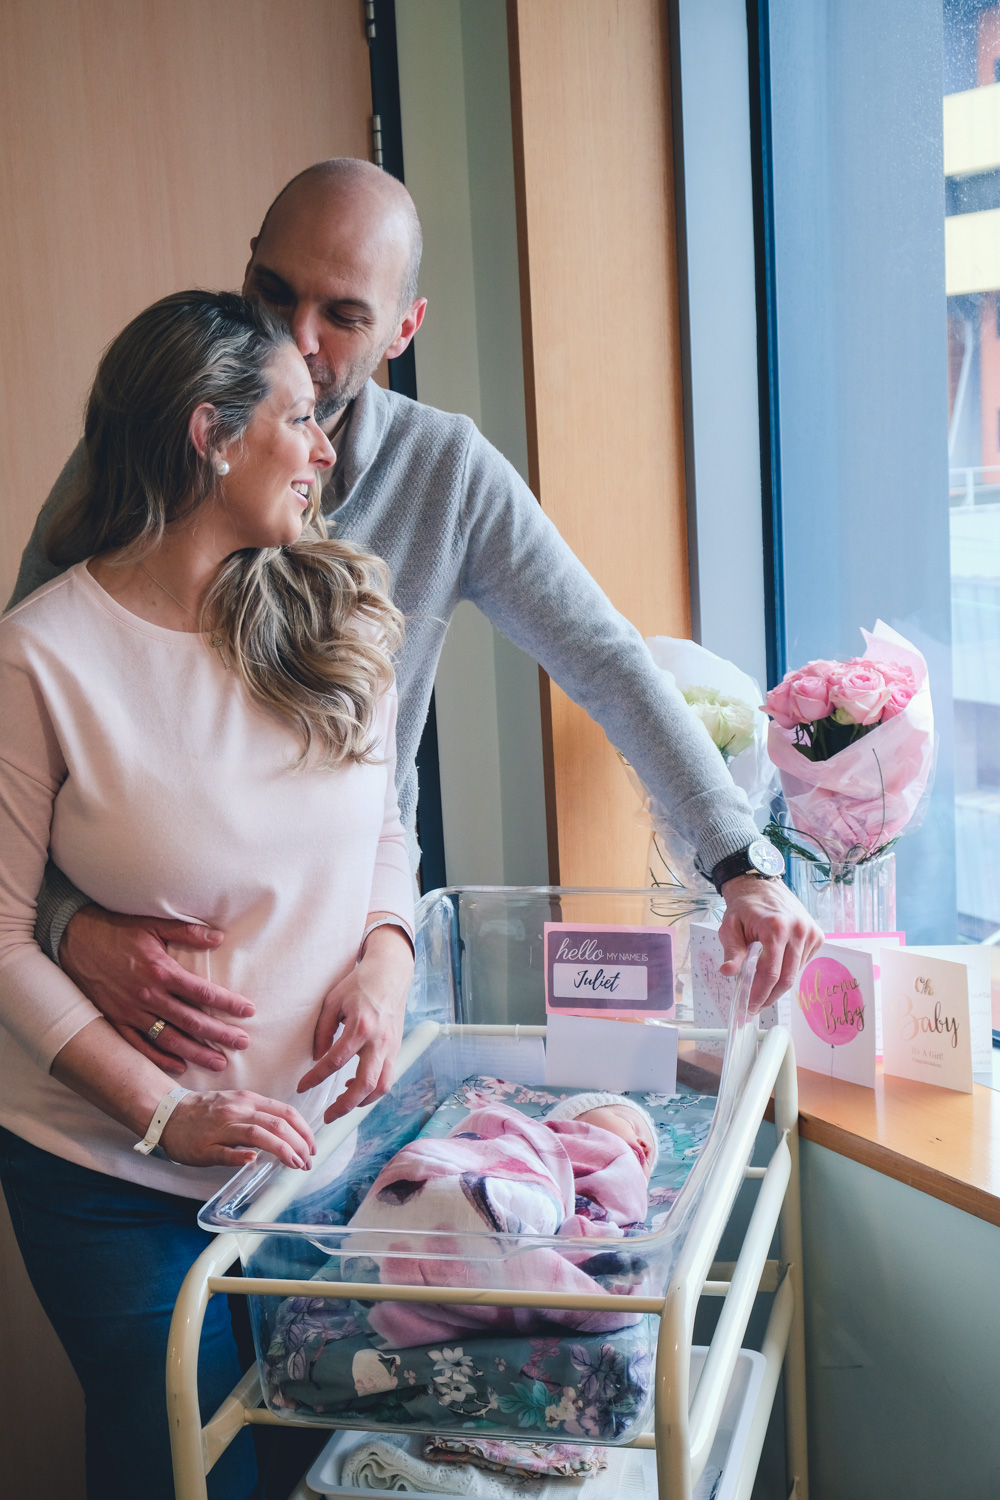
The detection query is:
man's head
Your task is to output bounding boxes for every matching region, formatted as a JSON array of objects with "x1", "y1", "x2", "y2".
[{"x1": 244, "y1": 158, "x2": 426, "y2": 425}]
